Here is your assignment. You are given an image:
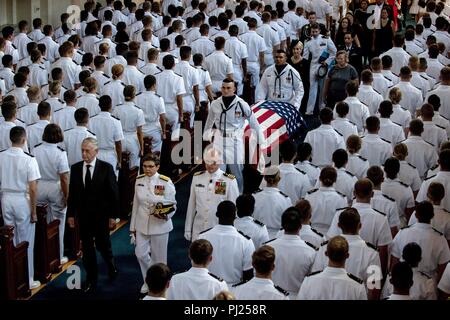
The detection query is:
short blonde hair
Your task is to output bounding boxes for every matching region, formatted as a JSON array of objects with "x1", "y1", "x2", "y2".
[
  {"x1": 111, "y1": 64, "x2": 124, "y2": 80},
  {"x1": 389, "y1": 87, "x2": 402, "y2": 104}
]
